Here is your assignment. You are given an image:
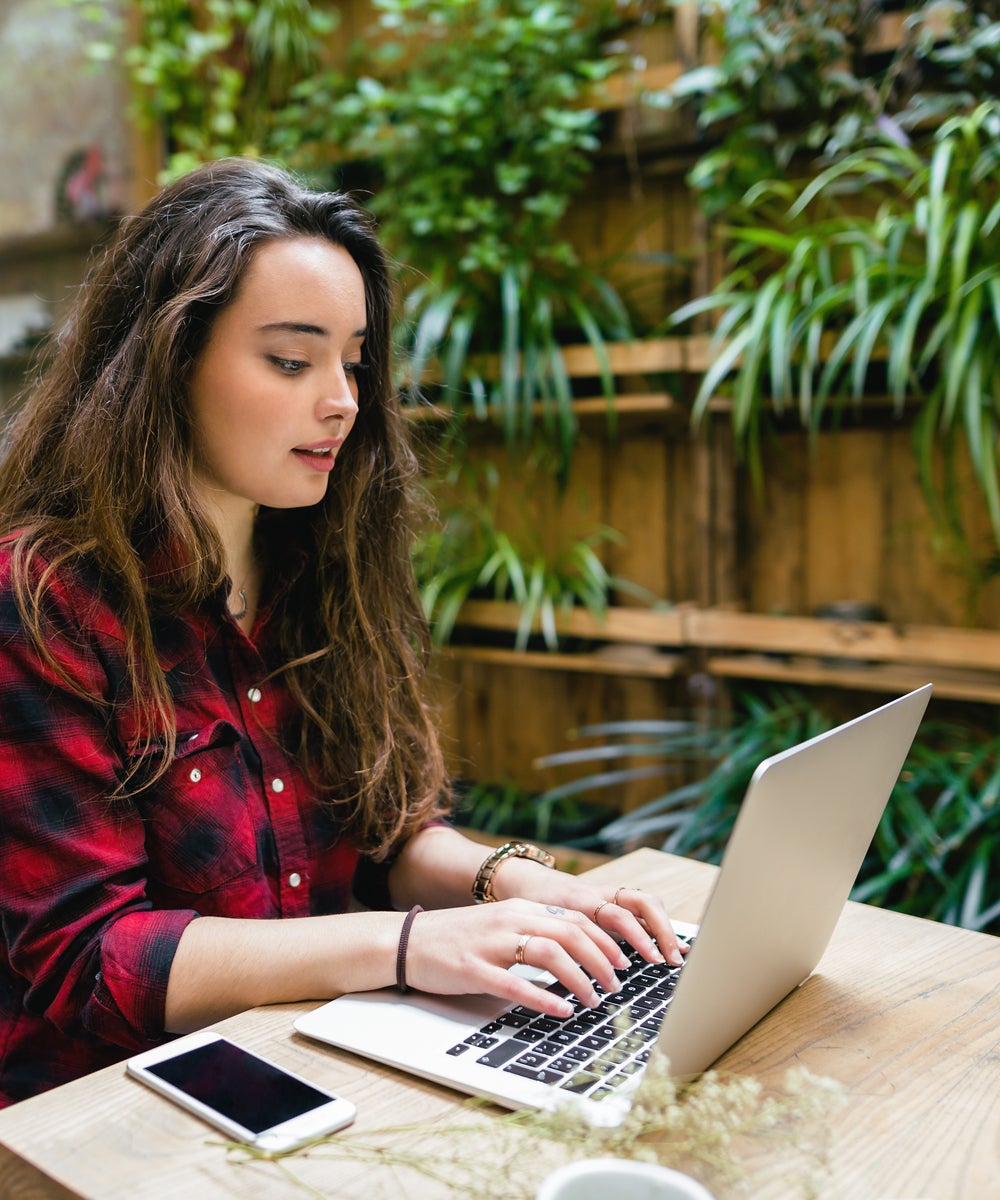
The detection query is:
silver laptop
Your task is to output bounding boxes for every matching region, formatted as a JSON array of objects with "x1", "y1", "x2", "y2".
[{"x1": 295, "y1": 685, "x2": 932, "y2": 1117}]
